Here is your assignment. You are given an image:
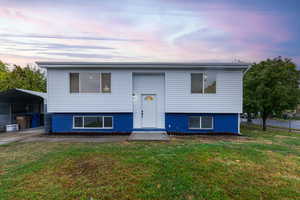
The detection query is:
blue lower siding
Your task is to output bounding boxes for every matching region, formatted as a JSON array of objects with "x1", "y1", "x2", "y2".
[
  {"x1": 50, "y1": 113, "x2": 238, "y2": 134},
  {"x1": 165, "y1": 113, "x2": 239, "y2": 134},
  {"x1": 51, "y1": 113, "x2": 133, "y2": 133}
]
